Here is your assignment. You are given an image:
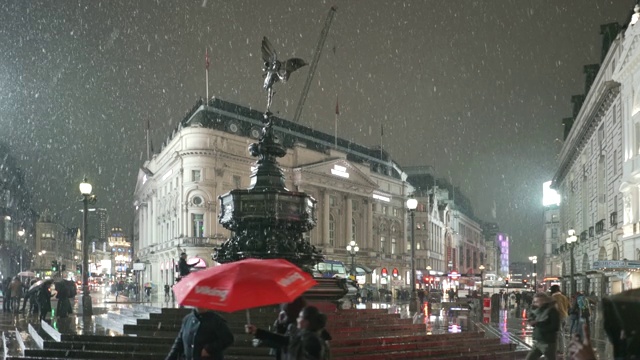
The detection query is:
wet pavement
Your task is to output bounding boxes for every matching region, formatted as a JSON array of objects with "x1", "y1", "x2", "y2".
[{"x1": 0, "y1": 294, "x2": 616, "y2": 359}]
